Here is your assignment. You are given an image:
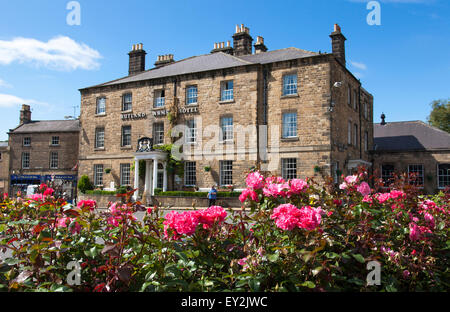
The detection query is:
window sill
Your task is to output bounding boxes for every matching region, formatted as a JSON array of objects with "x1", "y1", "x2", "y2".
[
  {"x1": 219, "y1": 100, "x2": 235, "y2": 104},
  {"x1": 121, "y1": 146, "x2": 132, "y2": 150},
  {"x1": 281, "y1": 137, "x2": 299, "y2": 142},
  {"x1": 95, "y1": 113, "x2": 106, "y2": 117},
  {"x1": 94, "y1": 148, "x2": 105, "y2": 151},
  {"x1": 219, "y1": 140, "x2": 234, "y2": 144},
  {"x1": 281, "y1": 94, "x2": 299, "y2": 99},
  {"x1": 121, "y1": 110, "x2": 133, "y2": 114},
  {"x1": 49, "y1": 144, "x2": 60, "y2": 147},
  {"x1": 186, "y1": 103, "x2": 198, "y2": 106}
]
